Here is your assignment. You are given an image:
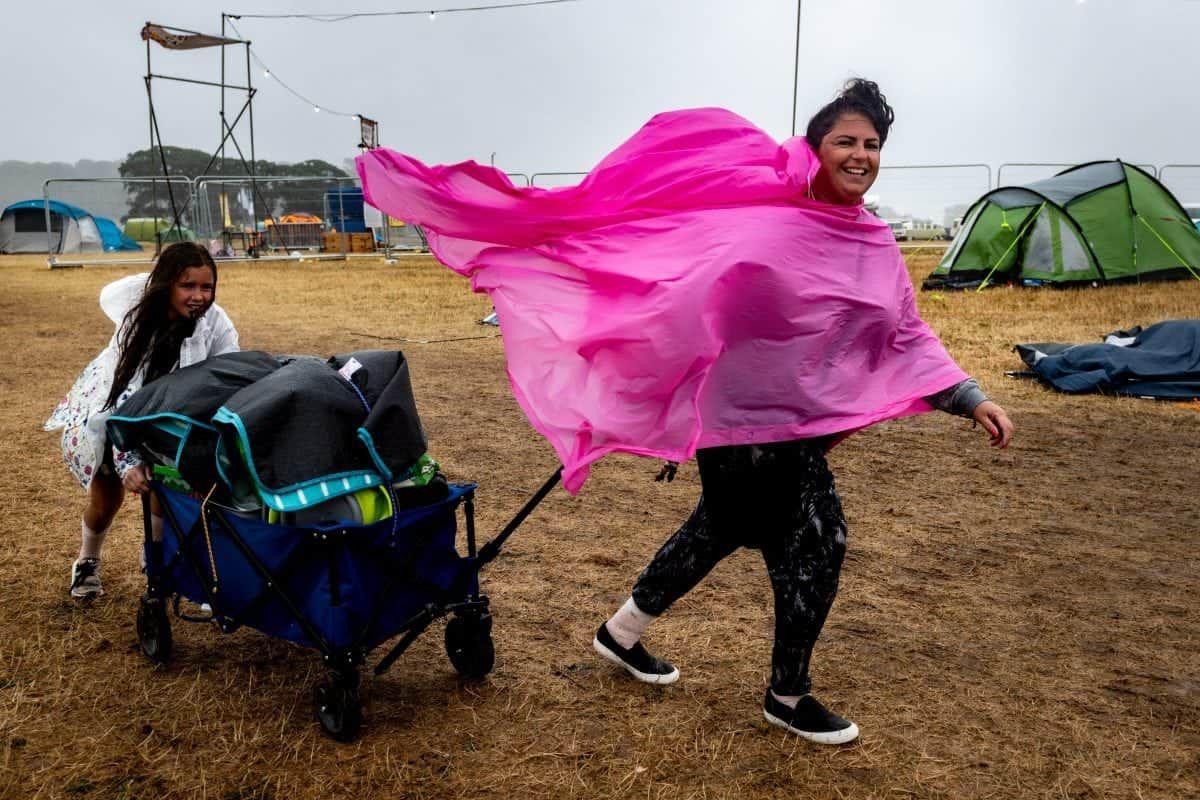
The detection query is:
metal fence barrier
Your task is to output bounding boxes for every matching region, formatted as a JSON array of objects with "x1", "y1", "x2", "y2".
[
  {"x1": 996, "y1": 161, "x2": 1157, "y2": 188},
  {"x1": 1158, "y1": 165, "x2": 1200, "y2": 207},
  {"x1": 42, "y1": 176, "x2": 196, "y2": 268},
  {"x1": 27, "y1": 161, "x2": 1199, "y2": 269},
  {"x1": 530, "y1": 171, "x2": 588, "y2": 188}
]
